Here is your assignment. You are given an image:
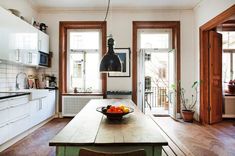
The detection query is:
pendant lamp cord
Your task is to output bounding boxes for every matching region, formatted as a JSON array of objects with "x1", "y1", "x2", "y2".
[{"x1": 104, "y1": 0, "x2": 110, "y2": 21}]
